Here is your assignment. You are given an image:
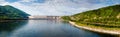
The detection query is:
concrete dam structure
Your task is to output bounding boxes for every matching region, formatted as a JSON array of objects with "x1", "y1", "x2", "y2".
[{"x1": 29, "y1": 16, "x2": 61, "y2": 20}]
